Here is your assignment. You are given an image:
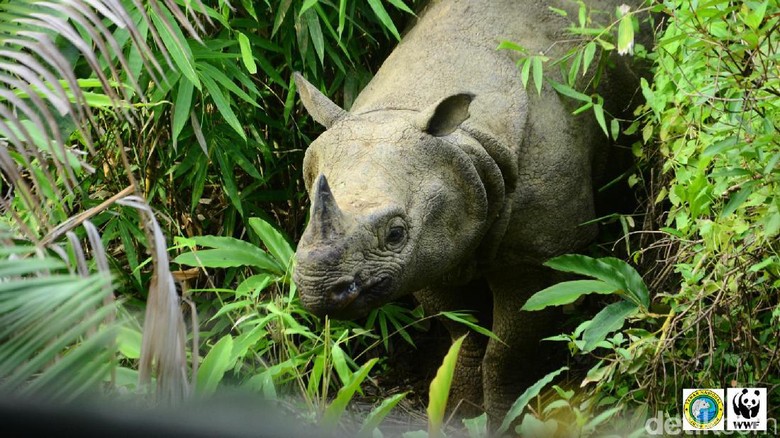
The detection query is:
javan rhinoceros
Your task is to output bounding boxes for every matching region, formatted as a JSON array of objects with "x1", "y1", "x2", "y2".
[{"x1": 292, "y1": 0, "x2": 642, "y2": 422}]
